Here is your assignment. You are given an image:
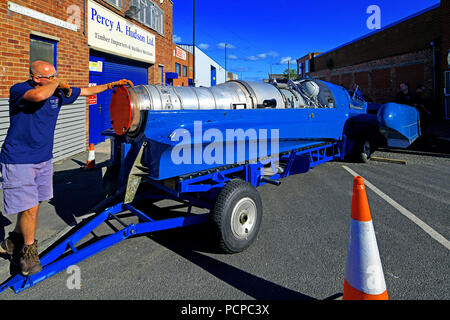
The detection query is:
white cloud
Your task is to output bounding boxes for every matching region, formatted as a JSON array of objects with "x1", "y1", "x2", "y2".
[
  {"x1": 173, "y1": 34, "x2": 182, "y2": 43},
  {"x1": 246, "y1": 53, "x2": 268, "y2": 61},
  {"x1": 280, "y1": 56, "x2": 296, "y2": 64},
  {"x1": 198, "y1": 43, "x2": 210, "y2": 50},
  {"x1": 231, "y1": 67, "x2": 249, "y2": 72},
  {"x1": 246, "y1": 51, "x2": 279, "y2": 61},
  {"x1": 228, "y1": 54, "x2": 238, "y2": 60}
]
